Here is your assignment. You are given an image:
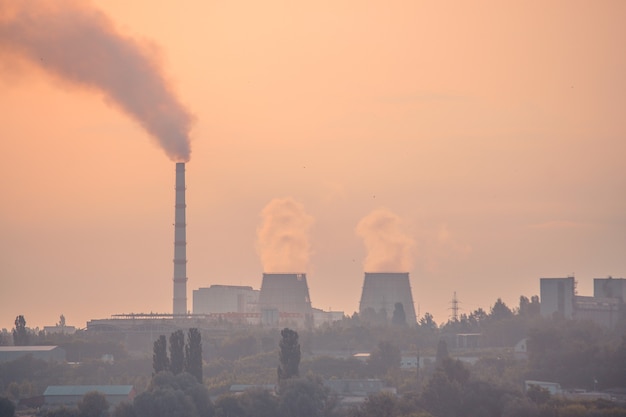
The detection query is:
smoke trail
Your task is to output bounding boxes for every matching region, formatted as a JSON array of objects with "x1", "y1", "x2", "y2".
[
  {"x1": 356, "y1": 208, "x2": 415, "y2": 272},
  {"x1": 257, "y1": 198, "x2": 314, "y2": 273},
  {"x1": 0, "y1": 0, "x2": 193, "y2": 161}
]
